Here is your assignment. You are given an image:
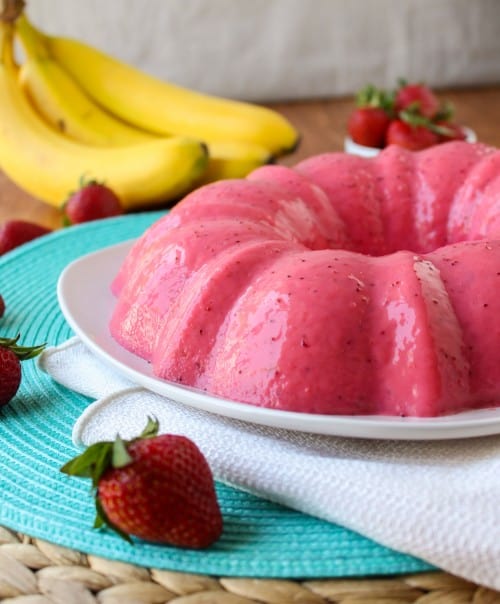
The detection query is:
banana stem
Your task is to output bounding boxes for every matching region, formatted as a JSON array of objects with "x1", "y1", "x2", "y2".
[
  {"x1": 15, "y1": 13, "x2": 49, "y2": 58},
  {"x1": 0, "y1": 0, "x2": 25, "y2": 23},
  {"x1": 0, "y1": 21, "x2": 15, "y2": 65}
]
